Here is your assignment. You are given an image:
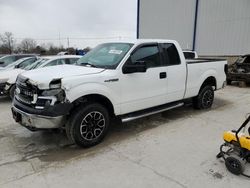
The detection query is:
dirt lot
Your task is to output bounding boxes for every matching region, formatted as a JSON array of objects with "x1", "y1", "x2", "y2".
[{"x1": 0, "y1": 86, "x2": 249, "y2": 188}]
